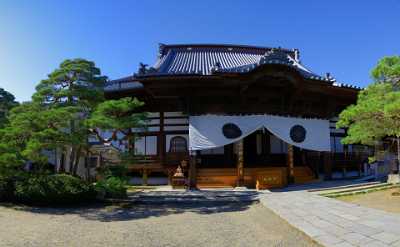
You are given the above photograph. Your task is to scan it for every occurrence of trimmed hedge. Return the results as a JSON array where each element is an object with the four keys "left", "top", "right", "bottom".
[{"left": 14, "top": 174, "right": 96, "bottom": 205}]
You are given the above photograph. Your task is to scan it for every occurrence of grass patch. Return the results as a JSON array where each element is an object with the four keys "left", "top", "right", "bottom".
[
  {"left": 126, "top": 185, "right": 158, "bottom": 192},
  {"left": 322, "top": 184, "right": 400, "bottom": 198}
]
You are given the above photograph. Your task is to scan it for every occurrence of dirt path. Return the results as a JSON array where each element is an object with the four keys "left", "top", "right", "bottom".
[
  {"left": 338, "top": 188, "right": 400, "bottom": 214},
  {"left": 0, "top": 202, "right": 319, "bottom": 247}
]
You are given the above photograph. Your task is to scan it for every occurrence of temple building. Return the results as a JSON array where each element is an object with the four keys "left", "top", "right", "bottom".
[{"left": 104, "top": 43, "right": 369, "bottom": 189}]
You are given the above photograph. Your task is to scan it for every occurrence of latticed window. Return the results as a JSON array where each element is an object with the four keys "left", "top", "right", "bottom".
[{"left": 169, "top": 136, "right": 187, "bottom": 153}]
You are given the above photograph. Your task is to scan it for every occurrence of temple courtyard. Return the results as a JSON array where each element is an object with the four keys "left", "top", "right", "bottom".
[
  {"left": 2, "top": 186, "right": 400, "bottom": 247},
  {"left": 0, "top": 195, "right": 318, "bottom": 247}
]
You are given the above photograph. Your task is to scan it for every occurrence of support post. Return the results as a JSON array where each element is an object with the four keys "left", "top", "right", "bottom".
[
  {"left": 287, "top": 144, "right": 294, "bottom": 183},
  {"left": 188, "top": 151, "right": 197, "bottom": 190},
  {"left": 236, "top": 139, "right": 244, "bottom": 187},
  {"left": 323, "top": 152, "right": 332, "bottom": 180},
  {"left": 142, "top": 169, "right": 148, "bottom": 186}
]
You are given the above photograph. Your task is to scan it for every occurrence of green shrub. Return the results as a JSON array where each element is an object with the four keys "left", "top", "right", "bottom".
[
  {"left": 15, "top": 174, "right": 96, "bottom": 205},
  {"left": 95, "top": 176, "right": 127, "bottom": 199},
  {"left": 97, "top": 165, "right": 128, "bottom": 180},
  {"left": 0, "top": 175, "right": 15, "bottom": 201}
]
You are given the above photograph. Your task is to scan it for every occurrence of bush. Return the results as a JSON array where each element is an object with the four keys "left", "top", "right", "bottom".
[
  {"left": 15, "top": 174, "right": 96, "bottom": 205},
  {"left": 0, "top": 175, "right": 15, "bottom": 201},
  {"left": 95, "top": 176, "right": 127, "bottom": 199},
  {"left": 0, "top": 171, "right": 26, "bottom": 202},
  {"left": 97, "top": 165, "right": 128, "bottom": 180}
]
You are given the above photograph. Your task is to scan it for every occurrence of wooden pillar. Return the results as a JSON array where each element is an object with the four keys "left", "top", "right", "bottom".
[
  {"left": 188, "top": 151, "right": 197, "bottom": 189},
  {"left": 236, "top": 139, "right": 244, "bottom": 187},
  {"left": 167, "top": 169, "right": 173, "bottom": 185},
  {"left": 287, "top": 144, "right": 294, "bottom": 183},
  {"left": 142, "top": 169, "right": 148, "bottom": 186},
  {"left": 323, "top": 152, "right": 332, "bottom": 180},
  {"left": 158, "top": 112, "right": 165, "bottom": 164}
]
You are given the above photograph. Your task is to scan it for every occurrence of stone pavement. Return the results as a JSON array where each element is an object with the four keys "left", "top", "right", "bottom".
[
  {"left": 126, "top": 188, "right": 260, "bottom": 203},
  {"left": 260, "top": 190, "right": 400, "bottom": 247}
]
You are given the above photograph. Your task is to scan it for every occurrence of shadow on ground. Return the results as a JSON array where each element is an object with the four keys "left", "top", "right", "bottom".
[{"left": 2, "top": 190, "right": 260, "bottom": 222}]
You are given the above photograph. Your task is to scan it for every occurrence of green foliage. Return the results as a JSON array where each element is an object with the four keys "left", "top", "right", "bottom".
[
  {"left": 27, "top": 59, "right": 108, "bottom": 173},
  {"left": 0, "top": 175, "right": 17, "bottom": 201},
  {"left": 14, "top": 174, "right": 96, "bottom": 205},
  {"left": 0, "top": 142, "right": 24, "bottom": 175},
  {"left": 32, "top": 58, "right": 106, "bottom": 108},
  {"left": 95, "top": 164, "right": 128, "bottom": 199},
  {"left": 337, "top": 83, "right": 392, "bottom": 145},
  {"left": 88, "top": 97, "right": 146, "bottom": 130},
  {"left": 371, "top": 56, "right": 400, "bottom": 84},
  {"left": 0, "top": 58, "right": 146, "bottom": 205},
  {"left": 88, "top": 98, "right": 147, "bottom": 160},
  {"left": 102, "top": 164, "right": 129, "bottom": 178},
  {"left": 0, "top": 88, "right": 18, "bottom": 128},
  {"left": 95, "top": 177, "right": 127, "bottom": 199},
  {"left": 0, "top": 102, "right": 73, "bottom": 165},
  {"left": 337, "top": 56, "right": 400, "bottom": 147}
]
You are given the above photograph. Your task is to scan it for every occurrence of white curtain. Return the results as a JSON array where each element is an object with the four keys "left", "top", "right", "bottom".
[{"left": 189, "top": 114, "right": 330, "bottom": 152}]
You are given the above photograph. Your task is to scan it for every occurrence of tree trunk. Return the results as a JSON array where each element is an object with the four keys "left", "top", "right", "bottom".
[
  {"left": 58, "top": 148, "right": 65, "bottom": 173},
  {"left": 68, "top": 146, "right": 75, "bottom": 174},
  {"left": 397, "top": 137, "right": 400, "bottom": 174},
  {"left": 85, "top": 155, "right": 90, "bottom": 182},
  {"left": 72, "top": 146, "right": 82, "bottom": 176},
  {"left": 68, "top": 118, "right": 76, "bottom": 174}
]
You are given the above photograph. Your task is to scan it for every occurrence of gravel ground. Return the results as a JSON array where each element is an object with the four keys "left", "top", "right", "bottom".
[{"left": 0, "top": 202, "right": 319, "bottom": 247}]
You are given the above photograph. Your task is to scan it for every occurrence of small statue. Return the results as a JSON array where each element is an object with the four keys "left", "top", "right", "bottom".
[
  {"left": 173, "top": 165, "right": 184, "bottom": 177},
  {"left": 180, "top": 160, "right": 188, "bottom": 168},
  {"left": 171, "top": 165, "right": 186, "bottom": 189}
]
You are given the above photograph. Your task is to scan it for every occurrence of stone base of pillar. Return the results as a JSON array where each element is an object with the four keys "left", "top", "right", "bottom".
[
  {"left": 387, "top": 174, "right": 400, "bottom": 184},
  {"left": 233, "top": 186, "right": 248, "bottom": 191}
]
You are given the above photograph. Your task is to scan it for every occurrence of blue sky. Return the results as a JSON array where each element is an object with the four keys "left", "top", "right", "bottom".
[{"left": 1, "top": 0, "right": 399, "bottom": 102}]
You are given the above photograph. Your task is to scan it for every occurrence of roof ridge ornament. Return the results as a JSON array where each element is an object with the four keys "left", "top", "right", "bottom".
[
  {"left": 158, "top": 43, "right": 166, "bottom": 57},
  {"left": 325, "top": 72, "right": 336, "bottom": 82},
  {"left": 259, "top": 48, "right": 293, "bottom": 66},
  {"left": 136, "top": 62, "right": 157, "bottom": 76},
  {"left": 210, "top": 61, "right": 222, "bottom": 73}
]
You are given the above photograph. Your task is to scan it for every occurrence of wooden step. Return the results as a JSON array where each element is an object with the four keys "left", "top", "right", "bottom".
[
  {"left": 294, "top": 176, "right": 316, "bottom": 184},
  {"left": 197, "top": 167, "right": 288, "bottom": 188},
  {"left": 293, "top": 166, "right": 315, "bottom": 184}
]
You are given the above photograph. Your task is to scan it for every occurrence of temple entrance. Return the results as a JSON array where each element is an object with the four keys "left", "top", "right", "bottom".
[
  {"left": 189, "top": 114, "right": 330, "bottom": 189},
  {"left": 196, "top": 129, "right": 318, "bottom": 188}
]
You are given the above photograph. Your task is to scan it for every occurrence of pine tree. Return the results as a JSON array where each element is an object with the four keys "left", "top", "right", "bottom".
[
  {"left": 0, "top": 59, "right": 146, "bottom": 177},
  {"left": 337, "top": 56, "right": 400, "bottom": 170},
  {"left": 0, "top": 88, "right": 18, "bottom": 128}
]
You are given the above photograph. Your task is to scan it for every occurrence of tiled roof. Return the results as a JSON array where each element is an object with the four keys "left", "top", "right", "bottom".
[
  {"left": 104, "top": 76, "right": 142, "bottom": 92},
  {"left": 135, "top": 44, "right": 332, "bottom": 82},
  {"left": 106, "top": 44, "right": 362, "bottom": 91}
]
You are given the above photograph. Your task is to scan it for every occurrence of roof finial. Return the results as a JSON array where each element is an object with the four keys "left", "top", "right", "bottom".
[
  {"left": 138, "top": 63, "right": 149, "bottom": 75},
  {"left": 326, "top": 72, "right": 336, "bottom": 82},
  {"left": 293, "top": 49, "right": 300, "bottom": 62},
  {"left": 158, "top": 43, "right": 166, "bottom": 56}
]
